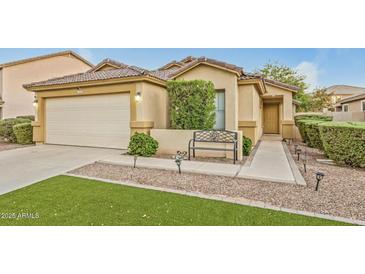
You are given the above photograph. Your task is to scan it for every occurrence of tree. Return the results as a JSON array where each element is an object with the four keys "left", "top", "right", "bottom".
[
  {"left": 258, "top": 62, "right": 312, "bottom": 112},
  {"left": 309, "top": 88, "right": 332, "bottom": 112}
]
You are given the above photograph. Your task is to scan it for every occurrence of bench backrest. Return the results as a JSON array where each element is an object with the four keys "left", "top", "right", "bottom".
[{"left": 193, "top": 130, "right": 237, "bottom": 143}]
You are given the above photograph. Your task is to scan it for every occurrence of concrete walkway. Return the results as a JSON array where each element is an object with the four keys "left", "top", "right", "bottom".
[
  {"left": 100, "top": 140, "right": 305, "bottom": 185},
  {"left": 0, "top": 145, "right": 121, "bottom": 195}
]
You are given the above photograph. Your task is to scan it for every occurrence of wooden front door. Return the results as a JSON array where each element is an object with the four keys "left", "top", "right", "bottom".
[{"left": 263, "top": 104, "right": 279, "bottom": 134}]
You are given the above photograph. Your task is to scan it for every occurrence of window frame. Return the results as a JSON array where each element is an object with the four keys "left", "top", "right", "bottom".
[
  {"left": 214, "top": 89, "right": 226, "bottom": 130},
  {"left": 361, "top": 100, "right": 365, "bottom": 112},
  {"left": 342, "top": 104, "right": 349, "bottom": 112}
]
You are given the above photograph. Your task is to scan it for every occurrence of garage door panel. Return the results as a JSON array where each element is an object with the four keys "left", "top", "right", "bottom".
[{"left": 45, "top": 94, "right": 130, "bottom": 149}]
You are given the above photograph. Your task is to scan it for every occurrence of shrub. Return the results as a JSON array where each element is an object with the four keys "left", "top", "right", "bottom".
[
  {"left": 294, "top": 114, "right": 332, "bottom": 126},
  {"left": 128, "top": 132, "right": 159, "bottom": 157},
  {"left": 319, "top": 122, "right": 365, "bottom": 167},
  {"left": 167, "top": 80, "right": 216, "bottom": 130},
  {"left": 242, "top": 136, "right": 252, "bottom": 156},
  {"left": 295, "top": 115, "right": 333, "bottom": 143},
  {"left": 0, "top": 118, "right": 32, "bottom": 142},
  {"left": 301, "top": 120, "right": 327, "bottom": 149},
  {"left": 13, "top": 123, "right": 33, "bottom": 144},
  {"left": 16, "top": 115, "right": 35, "bottom": 121}
]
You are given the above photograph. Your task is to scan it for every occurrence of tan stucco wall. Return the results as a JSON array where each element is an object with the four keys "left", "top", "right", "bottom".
[
  {"left": 136, "top": 82, "right": 169, "bottom": 129},
  {"left": 265, "top": 84, "right": 295, "bottom": 139},
  {"left": 265, "top": 84, "right": 293, "bottom": 120},
  {"left": 237, "top": 84, "right": 263, "bottom": 145},
  {"left": 1, "top": 55, "right": 92, "bottom": 119},
  {"left": 345, "top": 100, "right": 364, "bottom": 112},
  {"left": 151, "top": 129, "right": 242, "bottom": 160},
  {"left": 175, "top": 64, "right": 239, "bottom": 131}
]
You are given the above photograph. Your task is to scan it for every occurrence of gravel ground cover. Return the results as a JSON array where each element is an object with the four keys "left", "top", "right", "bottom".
[
  {"left": 70, "top": 143, "right": 365, "bottom": 221},
  {"left": 0, "top": 137, "right": 33, "bottom": 151}
]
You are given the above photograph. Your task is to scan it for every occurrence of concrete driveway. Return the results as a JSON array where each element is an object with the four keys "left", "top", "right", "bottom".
[{"left": 0, "top": 145, "right": 122, "bottom": 195}]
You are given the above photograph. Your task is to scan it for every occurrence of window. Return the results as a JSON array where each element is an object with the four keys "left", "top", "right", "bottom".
[
  {"left": 214, "top": 90, "right": 225, "bottom": 129},
  {"left": 342, "top": 104, "right": 349, "bottom": 112},
  {"left": 362, "top": 101, "right": 365, "bottom": 112}
]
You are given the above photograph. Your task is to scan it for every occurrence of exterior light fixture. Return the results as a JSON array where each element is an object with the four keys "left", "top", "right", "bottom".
[
  {"left": 133, "top": 155, "right": 138, "bottom": 168},
  {"left": 315, "top": 171, "right": 325, "bottom": 191},
  {"left": 135, "top": 91, "right": 142, "bottom": 102},
  {"left": 303, "top": 147, "right": 307, "bottom": 173},
  {"left": 33, "top": 98, "right": 38, "bottom": 108},
  {"left": 296, "top": 148, "right": 302, "bottom": 161},
  {"left": 174, "top": 151, "right": 187, "bottom": 174},
  {"left": 294, "top": 144, "right": 298, "bottom": 154}
]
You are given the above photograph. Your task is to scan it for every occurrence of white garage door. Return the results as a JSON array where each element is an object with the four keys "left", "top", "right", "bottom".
[{"left": 45, "top": 93, "right": 130, "bottom": 149}]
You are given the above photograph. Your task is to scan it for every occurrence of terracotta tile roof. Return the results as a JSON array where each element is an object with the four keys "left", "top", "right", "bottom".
[
  {"left": 24, "top": 55, "right": 298, "bottom": 92},
  {"left": 168, "top": 56, "right": 244, "bottom": 78},
  {"left": 337, "top": 93, "right": 365, "bottom": 104},
  {"left": 158, "top": 60, "right": 184, "bottom": 70},
  {"left": 24, "top": 67, "right": 144, "bottom": 88},
  {"left": 240, "top": 73, "right": 300, "bottom": 92},
  {"left": 88, "top": 58, "right": 128, "bottom": 72}
]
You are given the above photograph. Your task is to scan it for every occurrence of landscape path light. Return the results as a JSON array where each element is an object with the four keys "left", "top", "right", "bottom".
[
  {"left": 315, "top": 171, "right": 325, "bottom": 191},
  {"left": 174, "top": 151, "right": 187, "bottom": 174},
  {"left": 294, "top": 144, "right": 298, "bottom": 154},
  {"left": 133, "top": 155, "right": 138, "bottom": 168},
  {"left": 296, "top": 148, "right": 302, "bottom": 161}
]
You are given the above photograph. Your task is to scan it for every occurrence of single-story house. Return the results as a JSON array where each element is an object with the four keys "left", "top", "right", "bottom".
[
  {"left": 335, "top": 93, "right": 365, "bottom": 113},
  {"left": 24, "top": 56, "right": 299, "bottom": 151},
  {"left": 0, "top": 51, "right": 93, "bottom": 119}
]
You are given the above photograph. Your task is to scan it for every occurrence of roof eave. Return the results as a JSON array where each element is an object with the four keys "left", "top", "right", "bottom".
[{"left": 25, "top": 76, "right": 166, "bottom": 92}]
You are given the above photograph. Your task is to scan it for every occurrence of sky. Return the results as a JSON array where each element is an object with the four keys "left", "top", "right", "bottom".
[{"left": 1, "top": 48, "right": 365, "bottom": 91}]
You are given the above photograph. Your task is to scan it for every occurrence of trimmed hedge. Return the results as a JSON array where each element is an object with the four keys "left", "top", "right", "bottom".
[
  {"left": 298, "top": 119, "right": 327, "bottom": 149},
  {"left": 319, "top": 122, "right": 365, "bottom": 167},
  {"left": 13, "top": 123, "right": 33, "bottom": 144},
  {"left": 294, "top": 114, "right": 332, "bottom": 127},
  {"left": 16, "top": 115, "right": 35, "bottom": 121},
  {"left": 167, "top": 80, "right": 216, "bottom": 130},
  {"left": 0, "top": 118, "right": 32, "bottom": 142},
  {"left": 128, "top": 132, "right": 159, "bottom": 157},
  {"left": 296, "top": 115, "right": 333, "bottom": 144},
  {"left": 242, "top": 136, "right": 252, "bottom": 156}
]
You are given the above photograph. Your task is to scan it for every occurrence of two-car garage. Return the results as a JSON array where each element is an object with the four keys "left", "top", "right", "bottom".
[{"left": 45, "top": 93, "right": 131, "bottom": 149}]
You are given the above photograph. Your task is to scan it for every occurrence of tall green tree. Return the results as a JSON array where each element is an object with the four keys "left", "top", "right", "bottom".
[{"left": 258, "top": 62, "right": 312, "bottom": 112}]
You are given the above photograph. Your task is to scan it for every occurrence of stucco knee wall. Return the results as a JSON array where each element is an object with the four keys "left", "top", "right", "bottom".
[{"left": 150, "top": 129, "right": 242, "bottom": 160}]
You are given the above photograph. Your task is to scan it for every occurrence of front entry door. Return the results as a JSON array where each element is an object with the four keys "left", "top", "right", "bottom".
[{"left": 263, "top": 104, "right": 279, "bottom": 134}]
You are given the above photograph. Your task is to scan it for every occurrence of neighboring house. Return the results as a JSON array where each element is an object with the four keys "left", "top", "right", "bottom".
[
  {"left": 0, "top": 51, "right": 93, "bottom": 119},
  {"left": 325, "top": 85, "right": 365, "bottom": 108},
  {"left": 24, "top": 56, "right": 299, "bottom": 149},
  {"left": 335, "top": 93, "right": 365, "bottom": 113}
]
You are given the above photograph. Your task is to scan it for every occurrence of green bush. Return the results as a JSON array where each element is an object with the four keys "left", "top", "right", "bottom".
[
  {"left": 167, "top": 80, "right": 216, "bottom": 130},
  {"left": 294, "top": 114, "right": 333, "bottom": 142},
  {"left": 294, "top": 114, "right": 332, "bottom": 126},
  {"left": 319, "top": 122, "right": 365, "bottom": 167},
  {"left": 242, "top": 136, "right": 252, "bottom": 156},
  {"left": 301, "top": 120, "right": 327, "bottom": 149},
  {"left": 13, "top": 123, "right": 33, "bottom": 144},
  {"left": 128, "top": 132, "right": 159, "bottom": 157},
  {"left": 16, "top": 115, "right": 35, "bottom": 121},
  {"left": 0, "top": 118, "right": 32, "bottom": 142}
]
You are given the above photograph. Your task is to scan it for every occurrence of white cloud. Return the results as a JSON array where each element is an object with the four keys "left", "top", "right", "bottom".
[
  {"left": 295, "top": 61, "right": 321, "bottom": 91},
  {"left": 76, "top": 48, "right": 94, "bottom": 63}
]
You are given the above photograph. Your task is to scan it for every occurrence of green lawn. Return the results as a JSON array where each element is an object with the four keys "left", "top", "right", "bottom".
[{"left": 0, "top": 175, "right": 350, "bottom": 226}]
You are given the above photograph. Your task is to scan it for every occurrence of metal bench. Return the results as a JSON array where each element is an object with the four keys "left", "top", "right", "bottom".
[{"left": 188, "top": 130, "right": 238, "bottom": 164}]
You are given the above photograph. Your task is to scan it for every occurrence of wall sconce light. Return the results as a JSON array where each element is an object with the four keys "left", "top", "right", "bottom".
[
  {"left": 135, "top": 91, "right": 142, "bottom": 102},
  {"left": 33, "top": 98, "right": 38, "bottom": 108}
]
